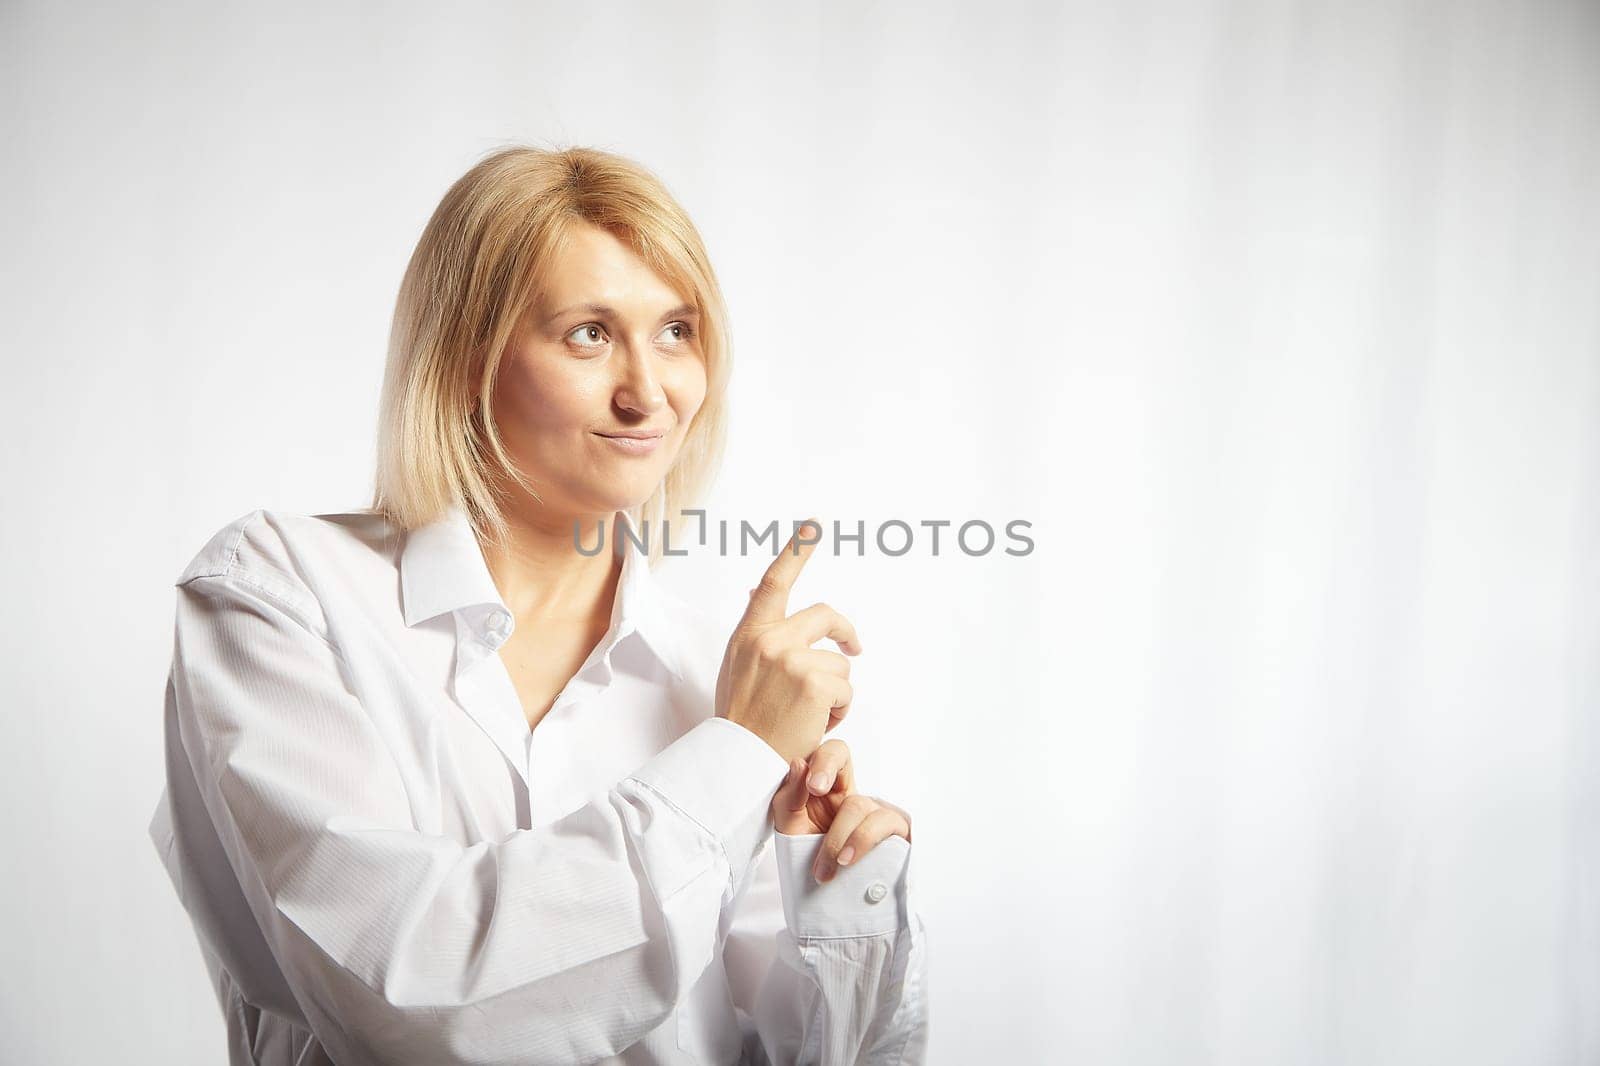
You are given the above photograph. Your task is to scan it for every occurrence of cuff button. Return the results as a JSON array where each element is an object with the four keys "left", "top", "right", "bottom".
[{"left": 865, "top": 881, "right": 888, "bottom": 903}]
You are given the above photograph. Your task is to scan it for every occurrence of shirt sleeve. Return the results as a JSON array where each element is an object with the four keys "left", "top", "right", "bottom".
[
  {"left": 167, "top": 569, "right": 791, "bottom": 1066},
  {"left": 721, "top": 828, "right": 930, "bottom": 1064}
]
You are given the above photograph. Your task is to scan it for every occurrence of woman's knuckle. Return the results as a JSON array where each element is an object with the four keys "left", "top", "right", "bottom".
[{"left": 841, "top": 793, "right": 876, "bottom": 816}]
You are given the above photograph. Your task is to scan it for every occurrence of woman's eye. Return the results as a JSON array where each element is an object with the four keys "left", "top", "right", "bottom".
[
  {"left": 566, "top": 322, "right": 693, "bottom": 349},
  {"left": 568, "top": 324, "right": 608, "bottom": 348}
]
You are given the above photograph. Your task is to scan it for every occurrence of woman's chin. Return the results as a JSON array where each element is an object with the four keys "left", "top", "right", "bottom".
[
  {"left": 525, "top": 468, "right": 665, "bottom": 525},
  {"left": 577, "top": 483, "right": 658, "bottom": 518}
]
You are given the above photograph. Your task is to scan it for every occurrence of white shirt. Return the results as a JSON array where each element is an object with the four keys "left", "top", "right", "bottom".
[{"left": 146, "top": 504, "right": 929, "bottom": 1065}]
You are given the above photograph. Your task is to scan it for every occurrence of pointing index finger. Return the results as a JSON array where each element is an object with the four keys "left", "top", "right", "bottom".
[{"left": 742, "top": 516, "right": 824, "bottom": 625}]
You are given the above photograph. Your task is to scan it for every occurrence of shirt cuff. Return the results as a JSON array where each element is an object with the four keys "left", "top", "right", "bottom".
[
  {"left": 627, "top": 717, "right": 790, "bottom": 889},
  {"left": 772, "top": 831, "right": 911, "bottom": 938}
]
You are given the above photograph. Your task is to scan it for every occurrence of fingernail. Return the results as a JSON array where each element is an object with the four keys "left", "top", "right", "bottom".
[
  {"left": 837, "top": 845, "right": 855, "bottom": 866},
  {"left": 808, "top": 773, "right": 827, "bottom": 793}
]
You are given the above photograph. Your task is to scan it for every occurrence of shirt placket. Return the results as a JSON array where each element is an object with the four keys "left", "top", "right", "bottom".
[
  {"left": 523, "top": 621, "right": 638, "bottom": 823},
  {"left": 448, "top": 608, "right": 538, "bottom": 793}
]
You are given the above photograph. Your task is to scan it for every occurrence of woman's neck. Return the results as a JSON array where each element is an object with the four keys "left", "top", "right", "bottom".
[{"left": 477, "top": 508, "right": 624, "bottom": 627}]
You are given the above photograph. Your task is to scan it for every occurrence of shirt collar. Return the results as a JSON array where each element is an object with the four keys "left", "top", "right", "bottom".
[{"left": 398, "top": 504, "right": 683, "bottom": 680}]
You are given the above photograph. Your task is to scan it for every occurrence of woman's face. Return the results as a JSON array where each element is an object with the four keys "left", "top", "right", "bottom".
[{"left": 489, "top": 220, "right": 708, "bottom": 523}]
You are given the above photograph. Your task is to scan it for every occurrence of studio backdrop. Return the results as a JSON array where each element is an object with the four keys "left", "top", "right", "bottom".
[{"left": 2, "top": 2, "right": 1597, "bottom": 1063}]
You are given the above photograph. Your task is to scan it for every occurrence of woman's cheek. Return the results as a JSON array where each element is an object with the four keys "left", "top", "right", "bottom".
[{"left": 671, "top": 362, "right": 709, "bottom": 414}]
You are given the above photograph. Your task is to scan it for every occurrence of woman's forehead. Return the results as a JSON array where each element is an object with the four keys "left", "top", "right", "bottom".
[{"left": 515, "top": 217, "right": 696, "bottom": 322}]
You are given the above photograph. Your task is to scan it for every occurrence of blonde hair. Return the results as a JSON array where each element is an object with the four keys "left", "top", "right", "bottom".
[{"left": 370, "top": 144, "right": 731, "bottom": 563}]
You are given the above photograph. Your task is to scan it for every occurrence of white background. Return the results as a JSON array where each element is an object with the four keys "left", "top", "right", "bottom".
[{"left": 3, "top": 2, "right": 1597, "bottom": 1063}]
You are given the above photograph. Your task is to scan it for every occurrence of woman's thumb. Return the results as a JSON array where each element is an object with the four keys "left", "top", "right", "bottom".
[{"left": 777, "top": 757, "right": 810, "bottom": 816}]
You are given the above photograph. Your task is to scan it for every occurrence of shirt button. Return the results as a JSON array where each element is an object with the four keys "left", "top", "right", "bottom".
[{"left": 865, "top": 881, "right": 888, "bottom": 904}]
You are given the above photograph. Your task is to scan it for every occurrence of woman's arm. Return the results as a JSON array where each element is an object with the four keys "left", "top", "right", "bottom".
[
  {"left": 722, "top": 830, "right": 930, "bottom": 1064},
  {"left": 168, "top": 569, "right": 790, "bottom": 1066}
]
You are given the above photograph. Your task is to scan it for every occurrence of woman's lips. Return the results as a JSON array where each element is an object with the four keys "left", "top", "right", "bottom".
[{"left": 594, "top": 431, "right": 664, "bottom": 455}]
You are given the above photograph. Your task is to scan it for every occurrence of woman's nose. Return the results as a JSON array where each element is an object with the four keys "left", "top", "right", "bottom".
[{"left": 613, "top": 344, "right": 667, "bottom": 416}]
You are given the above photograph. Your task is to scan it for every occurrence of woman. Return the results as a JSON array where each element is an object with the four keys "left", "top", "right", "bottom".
[{"left": 146, "top": 145, "right": 929, "bottom": 1065}]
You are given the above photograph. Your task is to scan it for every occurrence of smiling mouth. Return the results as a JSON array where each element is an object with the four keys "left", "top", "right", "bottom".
[{"left": 594, "top": 430, "right": 666, "bottom": 454}]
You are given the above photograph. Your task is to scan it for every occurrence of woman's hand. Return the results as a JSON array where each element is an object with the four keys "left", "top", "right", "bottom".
[
  {"left": 716, "top": 518, "right": 862, "bottom": 764},
  {"left": 771, "top": 737, "right": 913, "bottom": 883}
]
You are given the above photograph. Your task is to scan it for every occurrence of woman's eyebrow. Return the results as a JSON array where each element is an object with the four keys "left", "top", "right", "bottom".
[{"left": 545, "top": 302, "right": 699, "bottom": 322}]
